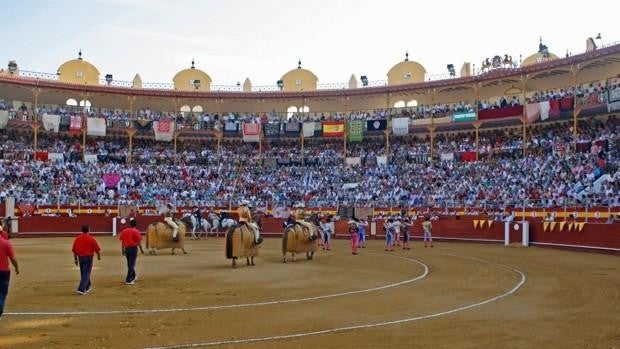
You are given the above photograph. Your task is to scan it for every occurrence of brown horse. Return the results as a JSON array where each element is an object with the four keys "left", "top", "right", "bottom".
[
  {"left": 146, "top": 221, "right": 187, "bottom": 255},
  {"left": 281, "top": 213, "right": 319, "bottom": 263}
]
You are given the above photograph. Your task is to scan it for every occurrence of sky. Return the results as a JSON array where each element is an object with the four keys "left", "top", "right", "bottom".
[{"left": 2, "top": 0, "right": 619, "bottom": 87}]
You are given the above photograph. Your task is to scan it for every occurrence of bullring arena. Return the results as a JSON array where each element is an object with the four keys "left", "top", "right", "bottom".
[
  {"left": 1, "top": 6, "right": 620, "bottom": 347},
  {"left": 1, "top": 235, "right": 619, "bottom": 348}
]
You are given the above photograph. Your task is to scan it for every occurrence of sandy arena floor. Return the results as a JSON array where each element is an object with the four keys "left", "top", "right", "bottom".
[{"left": 0, "top": 236, "right": 618, "bottom": 349}]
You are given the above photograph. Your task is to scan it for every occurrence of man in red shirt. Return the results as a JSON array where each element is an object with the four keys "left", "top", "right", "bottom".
[
  {"left": 72, "top": 225, "right": 101, "bottom": 295},
  {"left": 0, "top": 221, "right": 8, "bottom": 240},
  {"left": 119, "top": 219, "right": 143, "bottom": 285},
  {"left": 0, "top": 234, "right": 19, "bottom": 318}
]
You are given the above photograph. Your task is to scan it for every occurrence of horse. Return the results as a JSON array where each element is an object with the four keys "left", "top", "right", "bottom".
[
  {"left": 181, "top": 213, "right": 211, "bottom": 239},
  {"left": 225, "top": 215, "right": 262, "bottom": 268},
  {"left": 207, "top": 212, "right": 221, "bottom": 236},
  {"left": 146, "top": 221, "right": 187, "bottom": 255},
  {"left": 221, "top": 217, "right": 237, "bottom": 230},
  {"left": 281, "top": 213, "right": 320, "bottom": 263}
]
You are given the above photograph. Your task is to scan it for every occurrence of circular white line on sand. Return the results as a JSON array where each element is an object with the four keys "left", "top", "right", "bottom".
[
  {"left": 143, "top": 253, "right": 526, "bottom": 349},
  {"left": 6, "top": 254, "right": 428, "bottom": 316}
]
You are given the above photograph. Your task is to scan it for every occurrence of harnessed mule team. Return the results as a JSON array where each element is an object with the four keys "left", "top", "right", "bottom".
[{"left": 145, "top": 201, "right": 323, "bottom": 268}]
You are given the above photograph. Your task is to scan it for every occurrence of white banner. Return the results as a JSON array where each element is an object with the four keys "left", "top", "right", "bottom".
[
  {"left": 376, "top": 155, "right": 387, "bottom": 166},
  {"left": 42, "top": 113, "right": 60, "bottom": 132},
  {"left": 392, "top": 117, "right": 409, "bottom": 136},
  {"left": 539, "top": 101, "right": 550, "bottom": 121},
  {"left": 440, "top": 152, "right": 454, "bottom": 161},
  {"left": 48, "top": 153, "right": 65, "bottom": 162},
  {"left": 0, "top": 110, "right": 8, "bottom": 129},
  {"left": 302, "top": 122, "right": 315, "bottom": 138},
  {"left": 84, "top": 154, "right": 98, "bottom": 163},
  {"left": 87, "top": 117, "right": 107, "bottom": 136},
  {"left": 345, "top": 157, "right": 361, "bottom": 166}
]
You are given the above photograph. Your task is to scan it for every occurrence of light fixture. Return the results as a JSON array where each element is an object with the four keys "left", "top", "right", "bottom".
[
  {"left": 360, "top": 75, "right": 368, "bottom": 87},
  {"left": 7, "top": 61, "right": 17, "bottom": 74},
  {"left": 105, "top": 74, "right": 113, "bottom": 85},
  {"left": 193, "top": 79, "right": 201, "bottom": 90},
  {"left": 277, "top": 80, "right": 284, "bottom": 90},
  {"left": 447, "top": 64, "right": 455, "bottom": 77}
]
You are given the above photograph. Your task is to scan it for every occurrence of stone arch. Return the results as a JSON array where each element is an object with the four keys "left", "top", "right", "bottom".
[
  {"left": 393, "top": 100, "right": 406, "bottom": 108},
  {"left": 180, "top": 105, "right": 191, "bottom": 113},
  {"left": 66, "top": 98, "right": 78, "bottom": 107},
  {"left": 79, "top": 99, "right": 92, "bottom": 111},
  {"left": 287, "top": 106, "right": 298, "bottom": 119},
  {"left": 406, "top": 99, "right": 418, "bottom": 107},
  {"left": 192, "top": 105, "right": 204, "bottom": 113}
]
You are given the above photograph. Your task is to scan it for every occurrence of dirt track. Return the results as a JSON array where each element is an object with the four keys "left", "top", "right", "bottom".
[{"left": 0, "top": 237, "right": 618, "bottom": 349}]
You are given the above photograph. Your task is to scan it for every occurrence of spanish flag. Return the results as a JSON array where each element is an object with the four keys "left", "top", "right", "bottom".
[{"left": 322, "top": 121, "right": 345, "bottom": 137}]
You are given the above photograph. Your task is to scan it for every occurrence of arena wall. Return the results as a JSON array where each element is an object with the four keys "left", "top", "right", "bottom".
[{"left": 10, "top": 214, "right": 620, "bottom": 253}]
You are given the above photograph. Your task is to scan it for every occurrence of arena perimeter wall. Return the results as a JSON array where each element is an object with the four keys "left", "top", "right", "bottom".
[{"left": 10, "top": 215, "right": 620, "bottom": 254}]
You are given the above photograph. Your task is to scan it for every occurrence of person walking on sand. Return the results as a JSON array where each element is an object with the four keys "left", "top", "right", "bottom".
[{"left": 72, "top": 225, "right": 101, "bottom": 295}]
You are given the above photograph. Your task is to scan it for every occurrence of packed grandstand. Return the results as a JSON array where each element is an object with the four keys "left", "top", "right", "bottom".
[{"left": 0, "top": 40, "right": 619, "bottom": 214}]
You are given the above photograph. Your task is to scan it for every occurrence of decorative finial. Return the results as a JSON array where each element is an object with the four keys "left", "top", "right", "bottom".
[
  {"left": 78, "top": 49, "right": 82, "bottom": 60},
  {"left": 405, "top": 51, "right": 409, "bottom": 62},
  {"left": 298, "top": 59, "right": 301, "bottom": 69},
  {"left": 191, "top": 58, "right": 195, "bottom": 69}
]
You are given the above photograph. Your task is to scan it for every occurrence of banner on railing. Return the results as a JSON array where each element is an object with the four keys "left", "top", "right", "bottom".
[
  {"left": 133, "top": 119, "right": 153, "bottom": 133},
  {"left": 525, "top": 103, "right": 539, "bottom": 123},
  {"left": 84, "top": 154, "right": 98, "bottom": 163},
  {"left": 242, "top": 122, "right": 261, "bottom": 142},
  {"left": 347, "top": 120, "right": 364, "bottom": 142},
  {"left": 87, "top": 117, "right": 107, "bottom": 136},
  {"left": 345, "top": 157, "right": 361, "bottom": 166},
  {"left": 285, "top": 122, "right": 300, "bottom": 135},
  {"left": 0, "top": 110, "right": 8, "bottom": 129},
  {"left": 461, "top": 151, "right": 476, "bottom": 162},
  {"left": 224, "top": 121, "right": 238, "bottom": 133},
  {"left": 263, "top": 123, "right": 280, "bottom": 138},
  {"left": 59, "top": 115, "right": 70, "bottom": 132},
  {"left": 377, "top": 155, "right": 387, "bottom": 166},
  {"left": 70, "top": 116, "right": 82, "bottom": 133},
  {"left": 366, "top": 119, "right": 387, "bottom": 131},
  {"left": 608, "top": 88, "right": 620, "bottom": 112},
  {"left": 392, "top": 117, "right": 409, "bottom": 135},
  {"left": 35, "top": 151, "right": 48, "bottom": 161},
  {"left": 322, "top": 121, "right": 344, "bottom": 137},
  {"left": 102, "top": 173, "right": 121, "bottom": 188},
  {"left": 452, "top": 112, "right": 476, "bottom": 122},
  {"left": 42, "top": 113, "right": 60, "bottom": 132},
  {"left": 154, "top": 120, "right": 174, "bottom": 141},
  {"left": 440, "top": 153, "right": 454, "bottom": 161},
  {"left": 302, "top": 122, "right": 315, "bottom": 138},
  {"left": 526, "top": 101, "right": 552, "bottom": 124},
  {"left": 549, "top": 99, "right": 561, "bottom": 117},
  {"left": 49, "top": 153, "right": 64, "bottom": 162}
]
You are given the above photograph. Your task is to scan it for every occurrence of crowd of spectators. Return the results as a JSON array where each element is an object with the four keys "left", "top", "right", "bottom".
[
  {"left": 0, "top": 114, "right": 617, "bottom": 210},
  {"left": 1, "top": 80, "right": 618, "bottom": 210}
]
